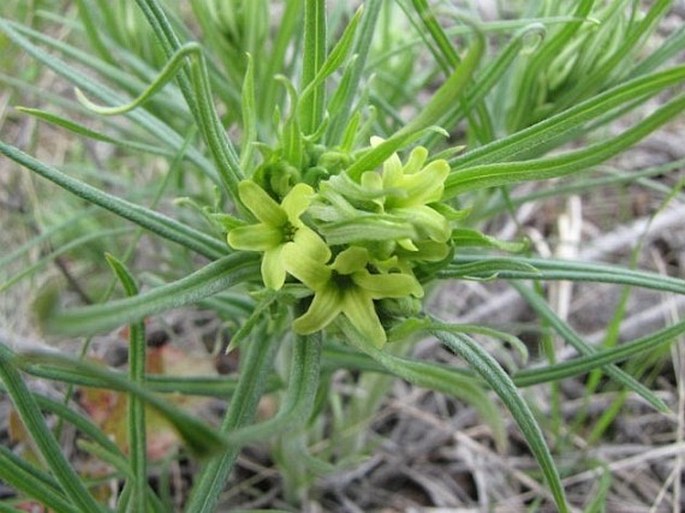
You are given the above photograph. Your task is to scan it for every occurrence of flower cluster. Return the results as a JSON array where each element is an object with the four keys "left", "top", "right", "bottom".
[{"left": 226, "top": 140, "right": 453, "bottom": 347}]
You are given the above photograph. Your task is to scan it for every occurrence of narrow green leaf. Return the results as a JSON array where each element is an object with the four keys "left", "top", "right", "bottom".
[
  {"left": 408, "top": 0, "right": 460, "bottom": 69},
  {"left": 326, "top": 0, "right": 382, "bottom": 143},
  {"left": 445, "top": 92, "right": 685, "bottom": 197},
  {"left": 0, "top": 18, "right": 219, "bottom": 183},
  {"left": 225, "top": 292, "right": 279, "bottom": 354},
  {"left": 451, "top": 65, "right": 685, "bottom": 169},
  {"left": 0, "top": 140, "right": 226, "bottom": 259},
  {"left": 15, "top": 107, "right": 173, "bottom": 156},
  {"left": 240, "top": 52, "right": 256, "bottom": 170},
  {"left": 583, "top": 465, "right": 612, "bottom": 513},
  {"left": 299, "top": 5, "right": 363, "bottom": 114},
  {"left": 258, "top": 0, "right": 300, "bottom": 123},
  {"left": 104, "top": 255, "right": 147, "bottom": 513},
  {"left": 513, "top": 319, "right": 685, "bottom": 388},
  {"left": 452, "top": 228, "right": 528, "bottom": 252},
  {"left": 76, "top": 440, "right": 132, "bottom": 482},
  {"left": 0, "top": 227, "right": 132, "bottom": 293},
  {"left": 434, "top": 330, "right": 569, "bottom": 513},
  {"left": 507, "top": 0, "right": 595, "bottom": 131},
  {"left": 14, "top": 351, "right": 226, "bottom": 459},
  {"left": 0, "top": 445, "right": 79, "bottom": 513},
  {"left": 558, "top": 0, "right": 672, "bottom": 109},
  {"left": 19, "top": 361, "right": 277, "bottom": 398},
  {"left": 339, "top": 318, "right": 507, "bottom": 452},
  {"left": 278, "top": 75, "right": 304, "bottom": 168},
  {"left": 629, "top": 23, "right": 685, "bottom": 78},
  {"left": 0, "top": 344, "right": 108, "bottom": 513},
  {"left": 226, "top": 334, "right": 322, "bottom": 445},
  {"left": 421, "top": 23, "right": 547, "bottom": 150},
  {"left": 74, "top": 0, "right": 116, "bottom": 65},
  {"left": 184, "top": 322, "right": 281, "bottom": 513},
  {"left": 300, "top": 0, "right": 327, "bottom": 134},
  {"left": 73, "top": 42, "right": 203, "bottom": 115},
  {"left": 513, "top": 282, "right": 668, "bottom": 411},
  {"left": 398, "top": 31, "right": 485, "bottom": 137},
  {"left": 0, "top": 381, "right": 122, "bottom": 458},
  {"left": 444, "top": 255, "right": 685, "bottom": 295},
  {"left": 42, "top": 253, "right": 258, "bottom": 336},
  {"left": 440, "top": 258, "right": 540, "bottom": 281},
  {"left": 133, "top": 0, "right": 244, "bottom": 203}
]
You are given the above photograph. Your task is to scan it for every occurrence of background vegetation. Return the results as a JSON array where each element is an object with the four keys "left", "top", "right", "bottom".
[{"left": 1, "top": 1, "right": 685, "bottom": 512}]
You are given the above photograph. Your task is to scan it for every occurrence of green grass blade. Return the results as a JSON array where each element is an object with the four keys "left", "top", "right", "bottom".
[
  {"left": 451, "top": 65, "right": 685, "bottom": 169},
  {"left": 227, "top": 334, "right": 321, "bottom": 445},
  {"left": 14, "top": 351, "right": 227, "bottom": 459},
  {"left": 184, "top": 322, "right": 281, "bottom": 513},
  {"left": 0, "top": 445, "right": 79, "bottom": 513},
  {"left": 300, "top": 0, "right": 326, "bottom": 134},
  {"left": 132, "top": 0, "right": 244, "bottom": 203},
  {"left": 0, "top": 18, "right": 218, "bottom": 183},
  {"left": 0, "top": 344, "right": 109, "bottom": 513},
  {"left": 0, "top": 140, "right": 226, "bottom": 259},
  {"left": 443, "top": 255, "right": 685, "bottom": 295},
  {"left": 434, "top": 330, "right": 569, "bottom": 513},
  {"left": 0, "top": 228, "right": 132, "bottom": 293},
  {"left": 512, "top": 282, "right": 668, "bottom": 411},
  {"left": 513, "top": 320, "right": 685, "bottom": 387},
  {"left": 104, "top": 255, "right": 147, "bottom": 513},
  {"left": 41, "top": 253, "right": 258, "bottom": 336},
  {"left": 15, "top": 107, "right": 174, "bottom": 156},
  {"left": 326, "top": 0, "right": 382, "bottom": 144},
  {"left": 445, "top": 92, "right": 685, "bottom": 197},
  {"left": 339, "top": 318, "right": 507, "bottom": 452}
]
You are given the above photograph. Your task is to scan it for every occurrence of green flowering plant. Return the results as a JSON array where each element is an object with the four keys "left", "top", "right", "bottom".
[
  {"left": 1, "top": 1, "right": 685, "bottom": 513},
  {"left": 226, "top": 137, "right": 451, "bottom": 347}
]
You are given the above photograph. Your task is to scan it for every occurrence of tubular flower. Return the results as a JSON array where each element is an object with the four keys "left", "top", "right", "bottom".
[
  {"left": 227, "top": 180, "right": 330, "bottom": 289},
  {"left": 372, "top": 136, "right": 451, "bottom": 246},
  {"left": 311, "top": 138, "right": 452, "bottom": 254},
  {"left": 282, "top": 245, "right": 424, "bottom": 348}
]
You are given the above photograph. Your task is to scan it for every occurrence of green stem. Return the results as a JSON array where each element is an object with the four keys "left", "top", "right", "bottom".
[{"left": 183, "top": 323, "right": 281, "bottom": 513}]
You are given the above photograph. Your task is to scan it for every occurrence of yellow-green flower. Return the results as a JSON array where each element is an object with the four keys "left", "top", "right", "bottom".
[
  {"left": 316, "top": 138, "right": 451, "bottom": 251},
  {"left": 227, "top": 181, "right": 330, "bottom": 289},
  {"left": 369, "top": 137, "right": 451, "bottom": 246},
  {"left": 282, "top": 245, "right": 424, "bottom": 347}
]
